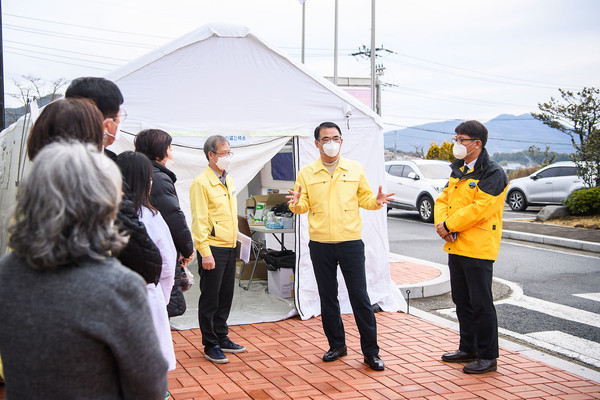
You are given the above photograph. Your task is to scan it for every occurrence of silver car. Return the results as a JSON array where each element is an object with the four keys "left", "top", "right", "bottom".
[
  {"left": 385, "top": 159, "right": 451, "bottom": 223},
  {"left": 506, "top": 161, "right": 587, "bottom": 211}
]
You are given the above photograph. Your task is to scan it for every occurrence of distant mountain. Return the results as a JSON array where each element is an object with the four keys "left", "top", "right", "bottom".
[{"left": 384, "top": 114, "right": 574, "bottom": 156}]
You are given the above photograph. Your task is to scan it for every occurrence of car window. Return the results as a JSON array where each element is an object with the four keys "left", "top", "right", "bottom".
[
  {"left": 536, "top": 167, "right": 561, "bottom": 178},
  {"left": 402, "top": 166, "right": 416, "bottom": 178},
  {"left": 558, "top": 167, "right": 578, "bottom": 177},
  {"left": 388, "top": 165, "right": 404, "bottom": 177},
  {"left": 419, "top": 164, "right": 452, "bottom": 179}
]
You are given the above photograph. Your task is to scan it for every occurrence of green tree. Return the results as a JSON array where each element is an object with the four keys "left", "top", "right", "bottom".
[
  {"left": 527, "top": 145, "right": 556, "bottom": 168},
  {"left": 439, "top": 141, "right": 456, "bottom": 163},
  {"left": 425, "top": 141, "right": 441, "bottom": 160},
  {"left": 532, "top": 87, "right": 600, "bottom": 187}
]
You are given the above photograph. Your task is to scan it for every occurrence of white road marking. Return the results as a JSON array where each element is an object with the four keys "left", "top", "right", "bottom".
[
  {"left": 573, "top": 293, "right": 600, "bottom": 303},
  {"left": 527, "top": 331, "right": 600, "bottom": 367},
  {"left": 504, "top": 295, "right": 600, "bottom": 329}
]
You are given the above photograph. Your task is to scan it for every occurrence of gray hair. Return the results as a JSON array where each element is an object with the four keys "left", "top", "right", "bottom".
[
  {"left": 203, "top": 135, "right": 229, "bottom": 160},
  {"left": 8, "top": 141, "right": 127, "bottom": 270}
]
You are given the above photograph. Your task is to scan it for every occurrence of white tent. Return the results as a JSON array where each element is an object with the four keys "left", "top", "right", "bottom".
[{"left": 1, "top": 24, "right": 406, "bottom": 319}]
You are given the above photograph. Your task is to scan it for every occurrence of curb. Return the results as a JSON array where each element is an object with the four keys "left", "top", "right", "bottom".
[
  {"left": 409, "top": 306, "right": 600, "bottom": 384},
  {"left": 390, "top": 253, "right": 450, "bottom": 299},
  {"left": 502, "top": 230, "right": 600, "bottom": 253}
]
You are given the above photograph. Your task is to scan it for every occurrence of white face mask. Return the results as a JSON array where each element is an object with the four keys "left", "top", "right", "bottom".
[
  {"left": 322, "top": 140, "right": 341, "bottom": 158},
  {"left": 453, "top": 141, "right": 476, "bottom": 160},
  {"left": 215, "top": 155, "right": 231, "bottom": 171}
]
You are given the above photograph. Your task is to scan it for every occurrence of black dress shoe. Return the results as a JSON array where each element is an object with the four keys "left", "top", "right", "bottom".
[
  {"left": 364, "top": 355, "right": 385, "bottom": 371},
  {"left": 323, "top": 346, "right": 347, "bottom": 362},
  {"left": 463, "top": 359, "right": 497, "bottom": 374},
  {"left": 441, "top": 350, "right": 478, "bottom": 363}
]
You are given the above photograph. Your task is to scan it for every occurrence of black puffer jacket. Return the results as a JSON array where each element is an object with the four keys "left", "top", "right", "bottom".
[
  {"left": 150, "top": 161, "right": 194, "bottom": 317},
  {"left": 115, "top": 185, "right": 163, "bottom": 285}
]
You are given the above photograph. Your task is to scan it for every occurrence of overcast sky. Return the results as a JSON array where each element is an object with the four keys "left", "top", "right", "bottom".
[{"left": 4, "top": 0, "right": 600, "bottom": 128}]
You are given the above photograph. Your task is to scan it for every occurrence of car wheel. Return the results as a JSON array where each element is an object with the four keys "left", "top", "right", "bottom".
[
  {"left": 508, "top": 189, "right": 527, "bottom": 211},
  {"left": 418, "top": 196, "right": 434, "bottom": 223}
]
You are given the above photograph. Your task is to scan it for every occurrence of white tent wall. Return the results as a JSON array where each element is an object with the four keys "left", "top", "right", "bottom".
[
  {"left": 294, "top": 128, "right": 406, "bottom": 320},
  {"left": 0, "top": 23, "right": 407, "bottom": 320},
  {"left": 0, "top": 113, "right": 37, "bottom": 254}
]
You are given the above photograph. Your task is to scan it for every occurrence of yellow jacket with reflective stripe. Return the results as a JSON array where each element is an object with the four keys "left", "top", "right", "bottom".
[
  {"left": 189, "top": 167, "right": 238, "bottom": 257},
  {"left": 434, "top": 149, "right": 508, "bottom": 261},
  {"left": 289, "top": 157, "right": 381, "bottom": 242}
]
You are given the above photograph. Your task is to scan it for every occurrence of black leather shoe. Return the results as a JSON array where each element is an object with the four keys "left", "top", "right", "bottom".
[
  {"left": 463, "top": 359, "right": 497, "bottom": 374},
  {"left": 323, "top": 346, "right": 347, "bottom": 362},
  {"left": 441, "top": 350, "right": 478, "bottom": 363},
  {"left": 364, "top": 355, "right": 385, "bottom": 371}
]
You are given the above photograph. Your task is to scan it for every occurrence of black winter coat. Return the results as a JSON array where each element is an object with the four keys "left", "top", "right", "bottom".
[
  {"left": 115, "top": 186, "right": 163, "bottom": 285},
  {"left": 150, "top": 161, "right": 194, "bottom": 317}
]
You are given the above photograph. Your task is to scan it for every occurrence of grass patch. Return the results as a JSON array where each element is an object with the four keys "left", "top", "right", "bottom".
[{"left": 536, "top": 214, "right": 600, "bottom": 229}]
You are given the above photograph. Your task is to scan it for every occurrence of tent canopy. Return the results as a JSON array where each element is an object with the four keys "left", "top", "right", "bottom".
[{"left": 1, "top": 24, "right": 406, "bottom": 319}]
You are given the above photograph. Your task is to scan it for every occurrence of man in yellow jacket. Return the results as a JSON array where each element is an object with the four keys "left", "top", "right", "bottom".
[
  {"left": 434, "top": 120, "right": 508, "bottom": 374},
  {"left": 287, "top": 122, "right": 394, "bottom": 371},
  {"left": 190, "top": 135, "right": 245, "bottom": 364}
]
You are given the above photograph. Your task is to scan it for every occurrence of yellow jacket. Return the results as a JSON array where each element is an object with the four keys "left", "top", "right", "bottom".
[
  {"left": 434, "top": 149, "right": 508, "bottom": 261},
  {"left": 190, "top": 167, "right": 238, "bottom": 257},
  {"left": 289, "top": 157, "right": 381, "bottom": 242}
]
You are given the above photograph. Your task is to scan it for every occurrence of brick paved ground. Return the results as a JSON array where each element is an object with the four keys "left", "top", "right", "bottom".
[
  {"left": 165, "top": 312, "right": 600, "bottom": 399},
  {"left": 390, "top": 261, "right": 441, "bottom": 285},
  {"left": 2, "top": 311, "right": 599, "bottom": 399}
]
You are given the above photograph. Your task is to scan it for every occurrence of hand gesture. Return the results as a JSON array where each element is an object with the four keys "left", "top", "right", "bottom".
[
  {"left": 286, "top": 185, "right": 302, "bottom": 206},
  {"left": 376, "top": 185, "right": 395, "bottom": 206}
]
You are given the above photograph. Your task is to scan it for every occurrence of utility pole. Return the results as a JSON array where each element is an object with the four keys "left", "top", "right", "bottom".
[
  {"left": 370, "top": 0, "right": 376, "bottom": 111},
  {"left": 333, "top": 0, "right": 338, "bottom": 84},
  {"left": 0, "top": 1, "right": 5, "bottom": 130},
  {"left": 301, "top": 0, "right": 306, "bottom": 64},
  {"left": 375, "top": 63, "right": 384, "bottom": 115}
]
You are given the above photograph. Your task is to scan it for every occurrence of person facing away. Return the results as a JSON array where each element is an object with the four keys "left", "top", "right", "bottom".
[
  {"left": 0, "top": 141, "right": 168, "bottom": 400},
  {"left": 286, "top": 121, "right": 394, "bottom": 371},
  {"left": 116, "top": 151, "right": 178, "bottom": 374},
  {"left": 135, "top": 129, "right": 195, "bottom": 320},
  {"left": 63, "top": 76, "right": 163, "bottom": 286},
  {"left": 434, "top": 120, "right": 508, "bottom": 375},
  {"left": 189, "top": 135, "right": 246, "bottom": 364}
]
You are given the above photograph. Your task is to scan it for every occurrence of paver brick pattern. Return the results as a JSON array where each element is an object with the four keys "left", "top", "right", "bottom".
[
  {"left": 166, "top": 312, "right": 600, "bottom": 399},
  {"left": 1, "top": 312, "right": 599, "bottom": 399},
  {"left": 390, "top": 262, "right": 440, "bottom": 285}
]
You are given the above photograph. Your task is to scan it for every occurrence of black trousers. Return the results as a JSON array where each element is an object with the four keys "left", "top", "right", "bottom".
[
  {"left": 308, "top": 240, "right": 379, "bottom": 356},
  {"left": 197, "top": 246, "right": 236, "bottom": 348},
  {"left": 448, "top": 253, "right": 499, "bottom": 359}
]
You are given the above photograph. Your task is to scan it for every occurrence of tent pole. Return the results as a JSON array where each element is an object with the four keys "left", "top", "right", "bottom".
[
  {"left": 333, "top": 0, "right": 338, "bottom": 85},
  {"left": 370, "top": 0, "right": 376, "bottom": 111}
]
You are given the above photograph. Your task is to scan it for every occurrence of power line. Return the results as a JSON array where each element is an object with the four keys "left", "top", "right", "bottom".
[
  {"left": 4, "top": 13, "right": 173, "bottom": 40},
  {"left": 5, "top": 46, "right": 123, "bottom": 67},
  {"left": 5, "top": 40, "right": 130, "bottom": 62},
  {"left": 387, "top": 51, "right": 579, "bottom": 90},
  {"left": 4, "top": 24, "right": 156, "bottom": 49},
  {"left": 5, "top": 50, "right": 111, "bottom": 71},
  {"left": 383, "top": 85, "right": 532, "bottom": 108},
  {"left": 383, "top": 122, "right": 573, "bottom": 146}
]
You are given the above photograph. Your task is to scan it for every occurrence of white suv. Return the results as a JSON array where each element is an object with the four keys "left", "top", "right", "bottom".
[
  {"left": 506, "top": 161, "right": 587, "bottom": 211},
  {"left": 385, "top": 159, "right": 451, "bottom": 223}
]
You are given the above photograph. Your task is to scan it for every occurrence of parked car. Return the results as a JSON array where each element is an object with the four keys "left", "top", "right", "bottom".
[
  {"left": 505, "top": 161, "right": 587, "bottom": 211},
  {"left": 385, "top": 159, "right": 451, "bottom": 223}
]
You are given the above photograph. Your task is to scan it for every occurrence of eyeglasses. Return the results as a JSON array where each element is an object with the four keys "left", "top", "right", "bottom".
[
  {"left": 111, "top": 109, "right": 127, "bottom": 124},
  {"left": 215, "top": 152, "right": 234, "bottom": 158},
  {"left": 319, "top": 136, "right": 342, "bottom": 144},
  {"left": 452, "top": 136, "right": 477, "bottom": 145}
]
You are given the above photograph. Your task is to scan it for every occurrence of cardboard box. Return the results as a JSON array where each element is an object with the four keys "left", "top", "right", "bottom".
[
  {"left": 236, "top": 259, "right": 267, "bottom": 281},
  {"left": 268, "top": 268, "right": 295, "bottom": 298},
  {"left": 246, "top": 193, "right": 289, "bottom": 221}
]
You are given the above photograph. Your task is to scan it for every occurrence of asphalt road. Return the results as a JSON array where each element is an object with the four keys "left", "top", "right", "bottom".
[{"left": 387, "top": 207, "right": 600, "bottom": 369}]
